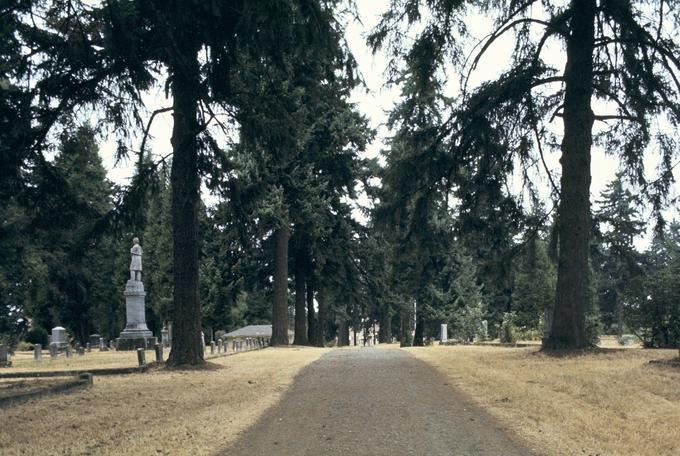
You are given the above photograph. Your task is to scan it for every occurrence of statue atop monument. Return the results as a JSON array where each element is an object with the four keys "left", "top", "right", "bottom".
[{"left": 129, "top": 237, "right": 142, "bottom": 281}]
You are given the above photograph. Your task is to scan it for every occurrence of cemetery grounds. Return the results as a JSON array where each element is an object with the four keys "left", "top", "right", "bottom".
[{"left": 0, "top": 343, "right": 679, "bottom": 455}]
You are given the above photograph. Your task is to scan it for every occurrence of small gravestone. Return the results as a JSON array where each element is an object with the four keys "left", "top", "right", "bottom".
[
  {"left": 34, "top": 344, "right": 42, "bottom": 362},
  {"left": 136, "top": 348, "right": 145, "bottom": 366},
  {"left": 65, "top": 345, "right": 73, "bottom": 358},
  {"left": 154, "top": 343, "right": 163, "bottom": 363},
  {"left": 232, "top": 340, "right": 236, "bottom": 351},
  {"left": 109, "top": 340, "right": 115, "bottom": 350},
  {"left": 480, "top": 320, "right": 488, "bottom": 341},
  {"left": 99, "top": 337, "right": 106, "bottom": 351},
  {"left": 210, "top": 341, "right": 215, "bottom": 355},
  {"left": 0, "top": 344, "right": 9, "bottom": 367},
  {"left": 49, "top": 344, "right": 58, "bottom": 359},
  {"left": 86, "top": 342, "right": 91, "bottom": 352},
  {"left": 217, "top": 339, "right": 223, "bottom": 354},
  {"left": 440, "top": 323, "right": 448, "bottom": 344},
  {"left": 77, "top": 347, "right": 85, "bottom": 356}
]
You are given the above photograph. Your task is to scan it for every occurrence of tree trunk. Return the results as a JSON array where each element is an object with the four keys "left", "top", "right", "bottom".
[
  {"left": 399, "top": 306, "right": 413, "bottom": 347},
  {"left": 379, "top": 312, "right": 392, "bottom": 343},
  {"left": 545, "top": 0, "right": 596, "bottom": 350},
  {"left": 316, "top": 286, "right": 326, "bottom": 347},
  {"left": 413, "top": 310, "right": 424, "bottom": 346},
  {"left": 306, "top": 274, "right": 316, "bottom": 344},
  {"left": 337, "top": 320, "right": 349, "bottom": 346},
  {"left": 271, "top": 226, "right": 290, "bottom": 346},
  {"left": 615, "top": 293, "right": 624, "bottom": 338},
  {"left": 167, "top": 36, "right": 204, "bottom": 366},
  {"left": 293, "top": 247, "right": 308, "bottom": 345}
]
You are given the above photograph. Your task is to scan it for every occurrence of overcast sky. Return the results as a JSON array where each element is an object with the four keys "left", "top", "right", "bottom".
[{"left": 99, "top": 2, "right": 677, "bottom": 248}]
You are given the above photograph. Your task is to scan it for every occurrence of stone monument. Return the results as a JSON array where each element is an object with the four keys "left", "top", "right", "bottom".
[
  {"left": 440, "top": 323, "right": 448, "bottom": 344},
  {"left": 50, "top": 326, "right": 69, "bottom": 351},
  {"left": 116, "top": 237, "right": 157, "bottom": 350}
]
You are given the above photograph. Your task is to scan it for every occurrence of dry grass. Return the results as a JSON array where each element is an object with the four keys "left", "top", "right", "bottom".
[
  {"left": 3, "top": 349, "right": 157, "bottom": 372},
  {"left": 0, "top": 347, "right": 326, "bottom": 455},
  {"left": 407, "top": 345, "right": 680, "bottom": 456}
]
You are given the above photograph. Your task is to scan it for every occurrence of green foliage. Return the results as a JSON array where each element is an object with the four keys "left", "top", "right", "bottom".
[
  {"left": 16, "top": 341, "right": 33, "bottom": 351},
  {"left": 626, "top": 224, "right": 680, "bottom": 348},
  {"left": 512, "top": 237, "right": 556, "bottom": 332},
  {"left": 500, "top": 312, "right": 516, "bottom": 344},
  {"left": 25, "top": 327, "right": 49, "bottom": 347}
]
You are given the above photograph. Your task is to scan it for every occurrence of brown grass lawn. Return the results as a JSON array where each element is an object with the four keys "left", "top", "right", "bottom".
[
  {"left": 407, "top": 344, "right": 680, "bottom": 456},
  {"left": 2, "top": 349, "right": 158, "bottom": 372},
  {"left": 0, "top": 347, "right": 326, "bottom": 455}
]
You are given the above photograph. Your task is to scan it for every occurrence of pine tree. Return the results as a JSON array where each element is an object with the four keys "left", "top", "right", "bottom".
[
  {"left": 593, "top": 174, "right": 644, "bottom": 336},
  {"left": 370, "top": 0, "right": 680, "bottom": 349}
]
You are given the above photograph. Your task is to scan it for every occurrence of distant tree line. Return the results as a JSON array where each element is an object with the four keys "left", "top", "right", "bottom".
[{"left": 2, "top": 0, "right": 679, "bottom": 357}]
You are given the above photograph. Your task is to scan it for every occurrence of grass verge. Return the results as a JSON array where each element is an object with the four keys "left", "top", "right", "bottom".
[
  {"left": 0, "top": 347, "right": 325, "bottom": 455},
  {"left": 407, "top": 345, "right": 679, "bottom": 456}
]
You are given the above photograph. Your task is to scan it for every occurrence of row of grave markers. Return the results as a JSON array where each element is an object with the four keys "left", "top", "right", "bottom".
[
  {"left": 0, "top": 336, "right": 269, "bottom": 368},
  {"left": 136, "top": 337, "right": 270, "bottom": 366}
]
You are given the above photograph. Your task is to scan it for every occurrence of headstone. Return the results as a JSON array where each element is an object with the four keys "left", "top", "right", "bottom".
[
  {"left": 440, "top": 323, "right": 448, "bottom": 344},
  {"left": 109, "top": 340, "right": 115, "bottom": 350},
  {"left": 136, "top": 348, "right": 145, "bottom": 366},
  {"left": 210, "top": 341, "right": 215, "bottom": 355},
  {"left": 34, "top": 344, "right": 42, "bottom": 362},
  {"left": 89, "top": 334, "right": 102, "bottom": 348},
  {"left": 117, "top": 237, "right": 156, "bottom": 350},
  {"left": 480, "top": 320, "right": 488, "bottom": 341},
  {"left": 86, "top": 342, "right": 91, "bottom": 352},
  {"left": 0, "top": 344, "right": 9, "bottom": 367},
  {"left": 232, "top": 339, "right": 236, "bottom": 351},
  {"left": 50, "top": 326, "right": 68, "bottom": 351},
  {"left": 99, "top": 337, "right": 105, "bottom": 351},
  {"left": 65, "top": 345, "right": 73, "bottom": 358},
  {"left": 77, "top": 347, "right": 85, "bottom": 356},
  {"left": 154, "top": 343, "right": 163, "bottom": 363},
  {"left": 49, "top": 344, "right": 58, "bottom": 359}
]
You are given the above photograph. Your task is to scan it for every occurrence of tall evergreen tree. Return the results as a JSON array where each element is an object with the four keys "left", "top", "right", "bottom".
[
  {"left": 593, "top": 174, "right": 644, "bottom": 336},
  {"left": 370, "top": 0, "right": 680, "bottom": 348}
]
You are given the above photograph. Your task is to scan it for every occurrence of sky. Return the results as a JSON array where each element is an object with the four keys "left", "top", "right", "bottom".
[{"left": 99, "top": 1, "right": 677, "bottom": 249}]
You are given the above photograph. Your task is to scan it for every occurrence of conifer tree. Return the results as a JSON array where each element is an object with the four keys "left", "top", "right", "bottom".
[{"left": 371, "top": 0, "right": 680, "bottom": 348}]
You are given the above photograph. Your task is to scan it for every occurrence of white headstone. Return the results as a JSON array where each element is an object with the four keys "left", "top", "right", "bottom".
[
  {"left": 440, "top": 324, "right": 448, "bottom": 343},
  {"left": 51, "top": 326, "right": 67, "bottom": 346}
]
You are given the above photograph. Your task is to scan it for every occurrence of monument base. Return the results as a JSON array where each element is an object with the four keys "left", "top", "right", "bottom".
[{"left": 115, "top": 336, "right": 157, "bottom": 351}]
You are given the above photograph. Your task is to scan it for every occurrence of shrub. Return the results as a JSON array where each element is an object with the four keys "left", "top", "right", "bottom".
[
  {"left": 25, "top": 327, "right": 49, "bottom": 346},
  {"left": 16, "top": 341, "right": 34, "bottom": 351}
]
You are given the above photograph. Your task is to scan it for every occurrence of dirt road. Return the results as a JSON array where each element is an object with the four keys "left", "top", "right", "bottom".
[{"left": 220, "top": 348, "right": 532, "bottom": 455}]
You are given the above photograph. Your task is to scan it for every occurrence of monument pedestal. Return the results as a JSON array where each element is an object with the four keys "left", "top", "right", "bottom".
[{"left": 117, "top": 279, "right": 156, "bottom": 351}]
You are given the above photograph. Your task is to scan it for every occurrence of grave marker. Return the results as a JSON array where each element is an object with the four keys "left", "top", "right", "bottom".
[{"left": 34, "top": 344, "right": 42, "bottom": 362}]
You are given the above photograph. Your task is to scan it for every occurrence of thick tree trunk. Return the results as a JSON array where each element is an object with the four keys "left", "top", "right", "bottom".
[
  {"left": 399, "top": 306, "right": 413, "bottom": 347},
  {"left": 306, "top": 275, "right": 316, "bottom": 344},
  {"left": 337, "top": 320, "right": 349, "bottom": 346},
  {"left": 413, "top": 310, "right": 424, "bottom": 346},
  {"left": 293, "top": 247, "right": 308, "bottom": 345},
  {"left": 271, "top": 226, "right": 290, "bottom": 346},
  {"left": 546, "top": 0, "right": 596, "bottom": 350},
  {"left": 379, "top": 313, "right": 392, "bottom": 343},
  {"left": 167, "top": 38, "right": 204, "bottom": 366},
  {"left": 316, "top": 287, "right": 326, "bottom": 347}
]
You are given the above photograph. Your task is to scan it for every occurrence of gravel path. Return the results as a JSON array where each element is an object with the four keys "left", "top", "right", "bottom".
[{"left": 220, "top": 348, "right": 532, "bottom": 455}]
